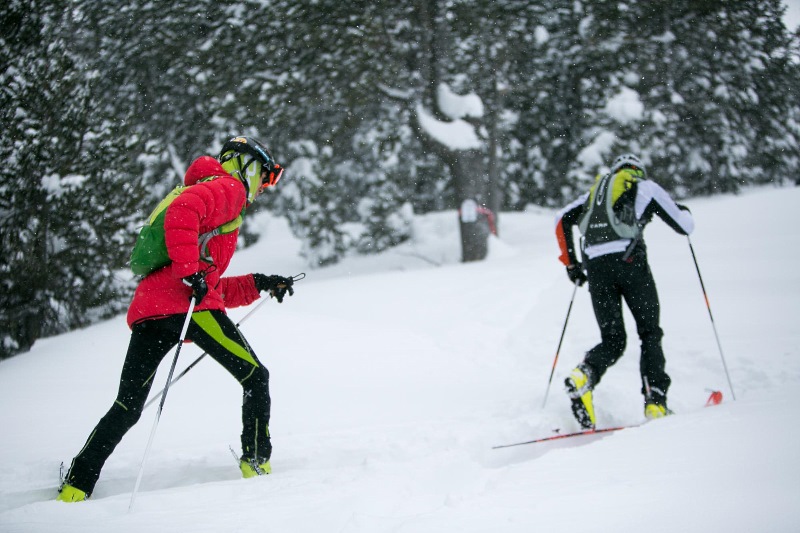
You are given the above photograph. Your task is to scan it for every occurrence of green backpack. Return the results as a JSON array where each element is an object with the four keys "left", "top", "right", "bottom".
[{"left": 129, "top": 181, "right": 244, "bottom": 277}]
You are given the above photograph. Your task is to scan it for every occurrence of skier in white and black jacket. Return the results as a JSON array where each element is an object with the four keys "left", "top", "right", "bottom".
[{"left": 553, "top": 153, "right": 694, "bottom": 430}]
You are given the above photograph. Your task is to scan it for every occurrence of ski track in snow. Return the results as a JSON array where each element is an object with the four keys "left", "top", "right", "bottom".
[{"left": 1, "top": 186, "right": 799, "bottom": 532}]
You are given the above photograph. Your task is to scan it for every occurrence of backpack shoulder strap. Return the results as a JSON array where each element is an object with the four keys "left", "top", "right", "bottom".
[
  {"left": 198, "top": 207, "right": 246, "bottom": 264},
  {"left": 147, "top": 185, "right": 186, "bottom": 224},
  {"left": 578, "top": 174, "right": 610, "bottom": 235}
]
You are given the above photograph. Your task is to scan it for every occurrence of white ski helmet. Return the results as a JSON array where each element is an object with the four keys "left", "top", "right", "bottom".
[{"left": 610, "top": 153, "right": 646, "bottom": 177}]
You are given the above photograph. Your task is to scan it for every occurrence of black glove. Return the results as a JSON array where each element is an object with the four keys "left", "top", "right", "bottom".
[
  {"left": 253, "top": 274, "right": 295, "bottom": 303},
  {"left": 182, "top": 272, "right": 209, "bottom": 304},
  {"left": 566, "top": 264, "right": 587, "bottom": 286}
]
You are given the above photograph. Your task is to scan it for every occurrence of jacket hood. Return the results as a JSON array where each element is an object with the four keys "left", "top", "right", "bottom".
[{"left": 184, "top": 156, "right": 230, "bottom": 186}]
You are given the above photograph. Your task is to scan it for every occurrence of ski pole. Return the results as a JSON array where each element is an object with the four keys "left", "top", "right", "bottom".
[
  {"left": 142, "top": 273, "right": 306, "bottom": 410},
  {"left": 687, "top": 236, "right": 736, "bottom": 400},
  {"left": 542, "top": 282, "right": 579, "bottom": 408},
  {"left": 129, "top": 296, "right": 196, "bottom": 512}
]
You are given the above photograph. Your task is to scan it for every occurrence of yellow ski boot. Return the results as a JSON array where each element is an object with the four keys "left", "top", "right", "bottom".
[
  {"left": 240, "top": 458, "right": 272, "bottom": 478},
  {"left": 565, "top": 365, "right": 596, "bottom": 430},
  {"left": 644, "top": 402, "right": 669, "bottom": 420},
  {"left": 56, "top": 484, "right": 88, "bottom": 503}
]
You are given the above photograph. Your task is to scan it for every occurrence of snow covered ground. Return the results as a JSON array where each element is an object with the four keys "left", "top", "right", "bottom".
[{"left": 1, "top": 185, "right": 799, "bottom": 533}]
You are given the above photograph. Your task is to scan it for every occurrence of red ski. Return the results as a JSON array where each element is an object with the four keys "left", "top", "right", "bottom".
[
  {"left": 493, "top": 390, "right": 724, "bottom": 450},
  {"left": 492, "top": 425, "right": 634, "bottom": 449}
]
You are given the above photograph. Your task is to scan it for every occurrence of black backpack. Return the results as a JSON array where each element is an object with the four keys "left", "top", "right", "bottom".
[{"left": 578, "top": 169, "right": 641, "bottom": 247}]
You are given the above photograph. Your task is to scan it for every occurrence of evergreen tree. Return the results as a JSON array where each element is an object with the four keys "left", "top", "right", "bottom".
[
  {"left": 0, "top": 0, "right": 138, "bottom": 358},
  {"left": 507, "top": 0, "right": 595, "bottom": 207},
  {"left": 73, "top": 0, "right": 230, "bottom": 192},
  {"left": 630, "top": 0, "right": 778, "bottom": 194},
  {"left": 356, "top": 176, "right": 414, "bottom": 254},
  {"left": 507, "top": 0, "right": 800, "bottom": 204},
  {"left": 4, "top": 0, "right": 800, "bottom": 355},
  {"left": 277, "top": 142, "right": 349, "bottom": 267},
  {"left": 743, "top": 0, "right": 800, "bottom": 186},
  {"left": 221, "top": 0, "right": 446, "bottom": 264}
]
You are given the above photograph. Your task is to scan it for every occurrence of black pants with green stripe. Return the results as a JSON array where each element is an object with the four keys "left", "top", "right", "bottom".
[
  {"left": 583, "top": 250, "right": 671, "bottom": 402},
  {"left": 64, "top": 310, "right": 271, "bottom": 496}
]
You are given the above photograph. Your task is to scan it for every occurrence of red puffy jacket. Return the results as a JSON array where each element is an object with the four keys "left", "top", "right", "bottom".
[{"left": 126, "top": 156, "right": 261, "bottom": 327}]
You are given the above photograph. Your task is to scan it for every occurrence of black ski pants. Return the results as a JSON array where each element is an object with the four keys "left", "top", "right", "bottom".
[
  {"left": 64, "top": 309, "right": 271, "bottom": 496},
  {"left": 583, "top": 251, "right": 671, "bottom": 400}
]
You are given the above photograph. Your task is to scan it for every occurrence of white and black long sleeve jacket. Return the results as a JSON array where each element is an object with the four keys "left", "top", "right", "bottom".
[{"left": 554, "top": 174, "right": 695, "bottom": 266}]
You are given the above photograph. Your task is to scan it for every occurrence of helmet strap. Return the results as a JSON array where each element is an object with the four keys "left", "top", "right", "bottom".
[
  {"left": 238, "top": 155, "right": 261, "bottom": 203},
  {"left": 219, "top": 149, "right": 264, "bottom": 203}
]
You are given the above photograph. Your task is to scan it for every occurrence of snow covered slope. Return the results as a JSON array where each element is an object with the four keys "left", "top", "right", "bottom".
[{"left": 1, "top": 186, "right": 799, "bottom": 532}]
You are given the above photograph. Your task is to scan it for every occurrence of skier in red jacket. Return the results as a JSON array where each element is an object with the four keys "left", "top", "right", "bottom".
[{"left": 58, "top": 137, "right": 293, "bottom": 502}]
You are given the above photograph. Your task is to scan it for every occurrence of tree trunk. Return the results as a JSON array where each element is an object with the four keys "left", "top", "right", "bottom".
[
  {"left": 411, "top": 0, "right": 491, "bottom": 262},
  {"left": 452, "top": 150, "right": 490, "bottom": 262}
]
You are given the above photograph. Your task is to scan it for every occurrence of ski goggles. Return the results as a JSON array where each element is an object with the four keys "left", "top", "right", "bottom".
[{"left": 261, "top": 163, "right": 284, "bottom": 189}]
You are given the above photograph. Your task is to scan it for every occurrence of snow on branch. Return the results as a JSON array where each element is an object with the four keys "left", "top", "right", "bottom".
[
  {"left": 416, "top": 103, "right": 482, "bottom": 151},
  {"left": 604, "top": 86, "right": 644, "bottom": 124},
  {"left": 437, "top": 83, "right": 484, "bottom": 121}
]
